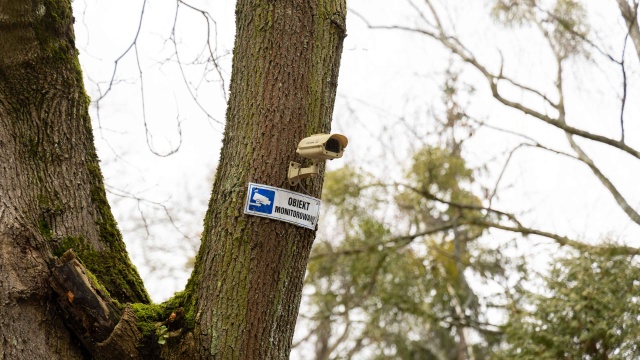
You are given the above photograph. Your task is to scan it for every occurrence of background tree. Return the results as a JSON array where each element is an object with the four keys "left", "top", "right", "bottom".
[
  {"left": 351, "top": 0, "right": 640, "bottom": 253},
  {"left": 497, "top": 249, "right": 640, "bottom": 359},
  {"left": 0, "top": 0, "right": 346, "bottom": 358},
  {"left": 294, "top": 0, "right": 640, "bottom": 358},
  {"left": 294, "top": 71, "right": 515, "bottom": 359}
]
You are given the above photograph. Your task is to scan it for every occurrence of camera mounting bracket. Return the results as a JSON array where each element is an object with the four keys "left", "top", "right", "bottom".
[{"left": 288, "top": 161, "right": 319, "bottom": 186}]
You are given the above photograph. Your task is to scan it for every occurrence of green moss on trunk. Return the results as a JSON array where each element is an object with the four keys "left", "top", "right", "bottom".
[
  {"left": 186, "top": 0, "right": 347, "bottom": 357},
  {"left": 1, "top": 0, "right": 151, "bottom": 305}
]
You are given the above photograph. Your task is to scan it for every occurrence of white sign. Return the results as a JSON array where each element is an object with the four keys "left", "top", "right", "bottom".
[{"left": 244, "top": 183, "right": 321, "bottom": 230}]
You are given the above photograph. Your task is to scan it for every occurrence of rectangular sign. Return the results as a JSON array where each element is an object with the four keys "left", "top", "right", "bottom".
[{"left": 244, "top": 182, "right": 321, "bottom": 230}]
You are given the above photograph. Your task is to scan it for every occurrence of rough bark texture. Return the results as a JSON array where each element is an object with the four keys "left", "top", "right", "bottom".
[
  {"left": 0, "top": 0, "right": 346, "bottom": 358},
  {"left": 184, "top": 0, "right": 347, "bottom": 358},
  {"left": 0, "top": 0, "right": 149, "bottom": 358},
  {"left": 50, "top": 250, "right": 143, "bottom": 359}
]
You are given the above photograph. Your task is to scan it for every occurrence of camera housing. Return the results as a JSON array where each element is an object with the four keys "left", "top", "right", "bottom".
[
  {"left": 295, "top": 133, "right": 348, "bottom": 160},
  {"left": 288, "top": 133, "right": 348, "bottom": 186}
]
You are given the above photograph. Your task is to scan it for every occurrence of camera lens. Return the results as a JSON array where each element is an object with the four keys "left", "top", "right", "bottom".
[{"left": 325, "top": 138, "right": 341, "bottom": 153}]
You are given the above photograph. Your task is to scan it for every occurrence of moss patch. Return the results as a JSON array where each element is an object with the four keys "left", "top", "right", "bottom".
[
  {"left": 38, "top": 218, "right": 54, "bottom": 240},
  {"left": 33, "top": 0, "right": 76, "bottom": 58},
  {"left": 79, "top": 154, "right": 150, "bottom": 304},
  {"left": 130, "top": 291, "right": 195, "bottom": 357},
  {"left": 55, "top": 233, "right": 150, "bottom": 304},
  {"left": 131, "top": 303, "right": 166, "bottom": 336},
  {"left": 37, "top": 193, "right": 64, "bottom": 241}
]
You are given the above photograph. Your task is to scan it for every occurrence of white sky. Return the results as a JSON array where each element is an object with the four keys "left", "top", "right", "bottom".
[{"left": 72, "top": 0, "right": 640, "bottom": 310}]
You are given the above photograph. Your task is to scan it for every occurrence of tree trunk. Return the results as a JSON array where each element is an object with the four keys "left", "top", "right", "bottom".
[
  {"left": 185, "top": 0, "right": 347, "bottom": 358},
  {"left": 0, "top": 0, "right": 149, "bottom": 358},
  {"left": 0, "top": 0, "right": 346, "bottom": 357}
]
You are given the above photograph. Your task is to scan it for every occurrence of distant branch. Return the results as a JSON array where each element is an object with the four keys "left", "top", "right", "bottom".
[
  {"left": 170, "top": 0, "right": 225, "bottom": 126},
  {"left": 354, "top": 3, "right": 640, "bottom": 230},
  {"left": 543, "top": 19, "right": 640, "bottom": 226},
  {"left": 564, "top": 132, "right": 640, "bottom": 225},
  {"left": 364, "top": 181, "right": 640, "bottom": 256},
  {"left": 399, "top": 183, "right": 522, "bottom": 226},
  {"left": 134, "top": 42, "right": 184, "bottom": 157},
  {"left": 95, "top": 0, "right": 148, "bottom": 103},
  {"left": 105, "top": 184, "right": 194, "bottom": 241},
  {"left": 616, "top": 0, "right": 640, "bottom": 62},
  {"left": 178, "top": 0, "right": 228, "bottom": 101},
  {"left": 309, "top": 222, "right": 457, "bottom": 260},
  {"left": 620, "top": 34, "right": 628, "bottom": 143},
  {"left": 351, "top": 9, "right": 640, "bottom": 161},
  {"left": 470, "top": 218, "right": 640, "bottom": 256}
]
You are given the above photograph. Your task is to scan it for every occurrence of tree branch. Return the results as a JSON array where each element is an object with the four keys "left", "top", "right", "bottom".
[
  {"left": 620, "top": 34, "right": 628, "bottom": 143},
  {"left": 50, "top": 250, "right": 142, "bottom": 359},
  {"left": 382, "top": 180, "right": 640, "bottom": 256},
  {"left": 616, "top": 0, "right": 640, "bottom": 63},
  {"left": 95, "top": 0, "right": 148, "bottom": 103},
  {"left": 543, "top": 19, "right": 640, "bottom": 226},
  {"left": 400, "top": 183, "right": 522, "bottom": 226},
  {"left": 351, "top": 10, "right": 640, "bottom": 161},
  {"left": 309, "top": 222, "right": 457, "bottom": 260},
  {"left": 468, "top": 218, "right": 640, "bottom": 256},
  {"left": 564, "top": 133, "right": 640, "bottom": 225}
]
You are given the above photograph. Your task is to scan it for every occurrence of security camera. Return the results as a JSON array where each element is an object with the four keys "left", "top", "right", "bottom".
[
  {"left": 296, "top": 133, "right": 348, "bottom": 160},
  {"left": 288, "top": 133, "right": 348, "bottom": 186}
]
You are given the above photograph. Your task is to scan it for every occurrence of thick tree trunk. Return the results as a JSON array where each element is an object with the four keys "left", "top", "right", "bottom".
[
  {"left": 0, "top": 0, "right": 346, "bottom": 358},
  {"left": 184, "top": 0, "right": 346, "bottom": 358},
  {"left": 0, "top": 0, "right": 149, "bottom": 358}
]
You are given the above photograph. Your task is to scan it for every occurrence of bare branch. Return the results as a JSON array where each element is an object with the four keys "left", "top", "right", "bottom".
[
  {"left": 616, "top": 0, "right": 640, "bottom": 63},
  {"left": 350, "top": 12, "right": 640, "bottom": 161},
  {"left": 497, "top": 75, "right": 559, "bottom": 108},
  {"left": 469, "top": 218, "right": 640, "bottom": 255},
  {"left": 170, "top": 1, "right": 224, "bottom": 127},
  {"left": 178, "top": 0, "right": 228, "bottom": 101},
  {"left": 399, "top": 183, "right": 522, "bottom": 226},
  {"left": 309, "top": 222, "right": 457, "bottom": 260},
  {"left": 620, "top": 34, "right": 629, "bottom": 143},
  {"left": 487, "top": 143, "right": 526, "bottom": 207},
  {"left": 95, "top": 0, "right": 148, "bottom": 103},
  {"left": 369, "top": 181, "right": 640, "bottom": 255},
  {"left": 565, "top": 134, "right": 640, "bottom": 225},
  {"left": 465, "top": 117, "right": 580, "bottom": 206},
  {"left": 134, "top": 42, "right": 184, "bottom": 157},
  {"left": 105, "top": 184, "right": 194, "bottom": 241},
  {"left": 542, "top": 21, "right": 640, "bottom": 226}
]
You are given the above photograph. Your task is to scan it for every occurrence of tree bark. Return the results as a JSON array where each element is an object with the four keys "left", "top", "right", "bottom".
[
  {"left": 1, "top": 0, "right": 346, "bottom": 357},
  {"left": 0, "top": 0, "right": 149, "bottom": 358},
  {"left": 184, "top": 0, "right": 347, "bottom": 358}
]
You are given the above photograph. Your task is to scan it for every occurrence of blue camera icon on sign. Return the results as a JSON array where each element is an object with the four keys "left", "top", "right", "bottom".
[{"left": 248, "top": 186, "right": 275, "bottom": 214}]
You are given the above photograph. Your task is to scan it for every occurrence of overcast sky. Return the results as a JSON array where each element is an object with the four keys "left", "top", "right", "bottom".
[{"left": 73, "top": 0, "right": 640, "bottom": 303}]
